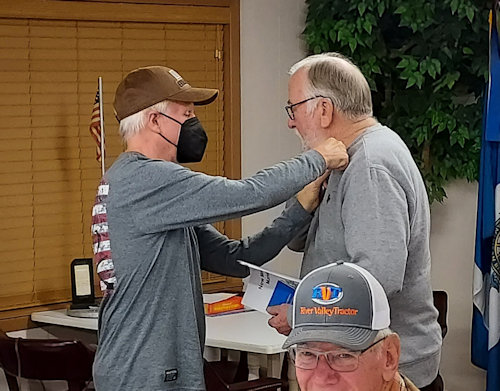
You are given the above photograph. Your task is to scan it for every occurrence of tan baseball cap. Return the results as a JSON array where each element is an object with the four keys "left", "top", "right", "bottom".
[{"left": 113, "top": 65, "right": 219, "bottom": 121}]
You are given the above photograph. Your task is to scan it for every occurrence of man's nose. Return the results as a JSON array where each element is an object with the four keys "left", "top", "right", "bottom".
[
  {"left": 314, "top": 355, "right": 340, "bottom": 380},
  {"left": 318, "top": 355, "right": 334, "bottom": 370},
  {"left": 288, "top": 118, "right": 296, "bottom": 129}
]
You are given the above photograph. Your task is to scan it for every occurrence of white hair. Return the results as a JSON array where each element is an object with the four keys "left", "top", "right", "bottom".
[
  {"left": 375, "top": 328, "right": 395, "bottom": 340},
  {"left": 289, "top": 52, "right": 373, "bottom": 121},
  {"left": 119, "top": 100, "right": 170, "bottom": 142},
  {"left": 372, "top": 328, "right": 396, "bottom": 357}
]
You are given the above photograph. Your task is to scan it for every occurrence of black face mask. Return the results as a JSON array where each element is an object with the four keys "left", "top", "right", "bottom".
[{"left": 157, "top": 113, "right": 208, "bottom": 163}]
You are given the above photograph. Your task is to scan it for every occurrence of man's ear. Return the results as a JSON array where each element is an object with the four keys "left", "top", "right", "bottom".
[
  {"left": 319, "top": 98, "right": 334, "bottom": 128},
  {"left": 148, "top": 111, "right": 161, "bottom": 131},
  {"left": 381, "top": 334, "right": 400, "bottom": 382}
]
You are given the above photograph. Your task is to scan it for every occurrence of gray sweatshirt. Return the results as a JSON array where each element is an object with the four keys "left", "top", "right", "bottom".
[
  {"left": 92, "top": 150, "right": 324, "bottom": 391},
  {"left": 290, "top": 124, "right": 442, "bottom": 387}
]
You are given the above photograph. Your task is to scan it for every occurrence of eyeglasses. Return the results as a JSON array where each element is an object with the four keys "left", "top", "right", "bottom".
[
  {"left": 284, "top": 95, "right": 326, "bottom": 120},
  {"left": 288, "top": 337, "right": 386, "bottom": 372}
]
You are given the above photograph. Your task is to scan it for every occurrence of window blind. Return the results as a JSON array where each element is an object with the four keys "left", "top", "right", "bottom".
[{"left": 0, "top": 18, "right": 225, "bottom": 310}]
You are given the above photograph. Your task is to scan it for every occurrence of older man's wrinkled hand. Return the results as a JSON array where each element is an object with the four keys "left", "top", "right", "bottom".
[
  {"left": 267, "top": 304, "right": 292, "bottom": 336},
  {"left": 297, "top": 170, "right": 330, "bottom": 212}
]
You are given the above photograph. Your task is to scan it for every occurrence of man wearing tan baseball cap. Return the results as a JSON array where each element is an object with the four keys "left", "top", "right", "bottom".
[
  {"left": 113, "top": 66, "right": 218, "bottom": 121},
  {"left": 90, "top": 65, "right": 349, "bottom": 391}
]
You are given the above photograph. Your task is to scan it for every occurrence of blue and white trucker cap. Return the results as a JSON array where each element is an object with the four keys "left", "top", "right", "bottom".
[{"left": 282, "top": 262, "right": 390, "bottom": 350}]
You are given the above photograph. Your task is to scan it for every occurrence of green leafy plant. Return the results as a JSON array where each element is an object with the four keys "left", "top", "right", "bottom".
[{"left": 304, "top": 0, "right": 490, "bottom": 202}]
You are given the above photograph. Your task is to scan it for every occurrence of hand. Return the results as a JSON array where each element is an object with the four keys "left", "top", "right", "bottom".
[
  {"left": 314, "top": 137, "right": 348, "bottom": 170},
  {"left": 267, "top": 304, "right": 292, "bottom": 336},
  {"left": 297, "top": 170, "right": 330, "bottom": 212}
]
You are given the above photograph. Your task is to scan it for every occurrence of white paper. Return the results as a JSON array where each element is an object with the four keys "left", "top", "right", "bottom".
[
  {"left": 238, "top": 261, "right": 299, "bottom": 313},
  {"left": 74, "top": 264, "right": 91, "bottom": 296}
]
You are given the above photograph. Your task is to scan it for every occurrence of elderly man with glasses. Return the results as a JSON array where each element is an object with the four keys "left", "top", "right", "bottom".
[
  {"left": 283, "top": 261, "right": 420, "bottom": 391},
  {"left": 269, "top": 52, "right": 443, "bottom": 390}
]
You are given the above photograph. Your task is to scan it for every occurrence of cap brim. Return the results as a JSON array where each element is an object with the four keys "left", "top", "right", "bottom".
[
  {"left": 282, "top": 326, "right": 379, "bottom": 350},
  {"left": 169, "top": 87, "right": 219, "bottom": 106}
]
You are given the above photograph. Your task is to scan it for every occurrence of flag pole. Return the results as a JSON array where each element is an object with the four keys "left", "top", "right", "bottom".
[{"left": 98, "top": 77, "right": 105, "bottom": 176}]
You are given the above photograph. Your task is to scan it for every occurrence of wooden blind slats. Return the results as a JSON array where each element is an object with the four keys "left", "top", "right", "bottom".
[{"left": 0, "top": 16, "right": 225, "bottom": 311}]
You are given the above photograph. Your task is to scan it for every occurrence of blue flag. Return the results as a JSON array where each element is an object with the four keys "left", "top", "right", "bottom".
[{"left": 472, "top": 5, "right": 500, "bottom": 391}]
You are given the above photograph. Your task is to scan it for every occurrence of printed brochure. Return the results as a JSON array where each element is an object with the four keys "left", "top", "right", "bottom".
[{"left": 238, "top": 261, "right": 300, "bottom": 313}]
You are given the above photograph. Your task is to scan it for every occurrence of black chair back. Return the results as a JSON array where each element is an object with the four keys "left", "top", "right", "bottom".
[
  {"left": 0, "top": 330, "right": 95, "bottom": 391},
  {"left": 433, "top": 290, "right": 448, "bottom": 338}
]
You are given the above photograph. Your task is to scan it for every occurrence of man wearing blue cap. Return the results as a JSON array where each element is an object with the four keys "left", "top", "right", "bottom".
[{"left": 283, "top": 262, "right": 420, "bottom": 391}]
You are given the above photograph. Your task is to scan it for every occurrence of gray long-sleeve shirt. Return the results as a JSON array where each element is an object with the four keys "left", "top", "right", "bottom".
[
  {"left": 92, "top": 150, "right": 324, "bottom": 391},
  {"left": 290, "top": 124, "right": 442, "bottom": 387}
]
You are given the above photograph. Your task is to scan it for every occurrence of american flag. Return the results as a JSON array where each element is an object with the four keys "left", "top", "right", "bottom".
[{"left": 89, "top": 90, "right": 103, "bottom": 162}]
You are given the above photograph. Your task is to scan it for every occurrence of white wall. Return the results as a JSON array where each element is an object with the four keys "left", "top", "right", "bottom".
[
  {"left": 430, "top": 180, "right": 486, "bottom": 390},
  {"left": 240, "top": 1, "right": 486, "bottom": 389},
  {"left": 240, "top": 0, "right": 308, "bottom": 278}
]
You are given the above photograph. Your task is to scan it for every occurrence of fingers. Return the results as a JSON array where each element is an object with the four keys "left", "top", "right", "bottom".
[
  {"left": 314, "top": 137, "right": 349, "bottom": 170},
  {"left": 315, "top": 169, "right": 331, "bottom": 186},
  {"left": 297, "top": 169, "right": 331, "bottom": 212},
  {"left": 267, "top": 304, "right": 292, "bottom": 335},
  {"left": 266, "top": 305, "right": 280, "bottom": 316},
  {"left": 268, "top": 316, "right": 292, "bottom": 335}
]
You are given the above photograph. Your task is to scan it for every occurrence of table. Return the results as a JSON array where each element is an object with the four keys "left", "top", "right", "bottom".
[{"left": 31, "top": 294, "right": 297, "bottom": 389}]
